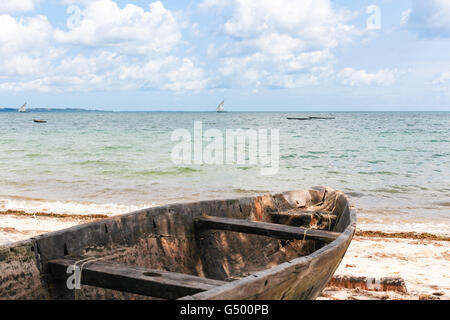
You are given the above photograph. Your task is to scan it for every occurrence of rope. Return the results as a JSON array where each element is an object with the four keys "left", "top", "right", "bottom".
[
  {"left": 72, "top": 256, "right": 98, "bottom": 267},
  {"left": 80, "top": 257, "right": 105, "bottom": 274},
  {"left": 303, "top": 228, "right": 308, "bottom": 241}
]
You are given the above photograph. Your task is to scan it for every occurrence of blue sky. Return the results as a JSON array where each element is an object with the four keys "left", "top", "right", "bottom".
[{"left": 0, "top": 0, "right": 450, "bottom": 111}]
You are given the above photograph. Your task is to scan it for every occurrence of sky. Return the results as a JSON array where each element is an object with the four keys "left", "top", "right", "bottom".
[{"left": 0, "top": 0, "right": 450, "bottom": 111}]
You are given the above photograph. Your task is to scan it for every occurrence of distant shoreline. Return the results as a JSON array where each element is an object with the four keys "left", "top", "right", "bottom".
[
  {"left": 0, "top": 108, "right": 106, "bottom": 113},
  {"left": 1, "top": 109, "right": 449, "bottom": 113}
]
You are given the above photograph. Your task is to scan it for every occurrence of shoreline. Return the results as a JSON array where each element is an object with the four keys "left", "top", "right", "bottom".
[{"left": 0, "top": 210, "right": 110, "bottom": 220}]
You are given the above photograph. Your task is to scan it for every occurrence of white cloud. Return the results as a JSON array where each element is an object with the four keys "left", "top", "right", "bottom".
[
  {"left": 222, "top": 0, "right": 348, "bottom": 42},
  {"left": 0, "top": 79, "right": 51, "bottom": 93},
  {"left": 0, "top": 15, "right": 53, "bottom": 55},
  {"left": 0, "top": 1, "right": 208, "bottom": 93},
  {"left": 199, "top": 0, "right": 228, "bottom": 10},
  {"left": 338, "top": 68, "right": 398, "bottom": 87},
  {"left": 60, "top": 0, "right": 92, "bottom": 4},
  {"left": 54, "top": 0, "right": 181, "bottom": 55},
  {"left": 0, "top": 52, "right": 208, "bottom": 93},
  {"left": 434, "top": 72, "right": 450, "bottom": 84},
  {"left": 401, "top": 9, "right": 411, "bottom": 26},
  {"left": 405, "top": 0, "right": 450, "bottom": 37},
  {"left": 114, "top": 56, "right": 208, "bottom": 92},
  {"left": 220, "top": 0, "right": 359, "bottom": 52},
  {"left": 0, "top": 0, "right": 35, "bottom": 13},
  {"left": 203, "top": 0, "right": 361, "bottom": 89},
  {"left": 0, "top": 15, "right": 56, "bottom": 77}
]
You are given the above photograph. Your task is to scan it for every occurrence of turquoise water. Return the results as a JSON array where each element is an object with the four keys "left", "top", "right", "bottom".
[{"left": 0, "top": 112, "right": 449, "bottom": 234}]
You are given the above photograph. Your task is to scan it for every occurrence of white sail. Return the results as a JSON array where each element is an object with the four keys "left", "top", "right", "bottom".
[
  {"left": 18, "top": 103, "right": 27, "bottom": 113},
  {"left": 216, "top": 100, "right": 225, "bottom": 112}
]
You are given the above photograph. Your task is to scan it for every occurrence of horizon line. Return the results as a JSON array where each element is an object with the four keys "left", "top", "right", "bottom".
[{"left": 1, "top": 107, "right": 450, "bottom": 112}]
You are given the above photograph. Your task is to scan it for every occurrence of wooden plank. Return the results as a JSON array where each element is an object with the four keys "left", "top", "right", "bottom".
[
  {"left": 48, "top": 257, "right": 226, "bottom": 300},
  {"left": 195, "top": 216, "right": 340, "bottom": 243}
]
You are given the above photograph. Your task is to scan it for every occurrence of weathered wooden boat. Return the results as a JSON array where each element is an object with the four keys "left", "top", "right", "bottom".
[{"left": 0, "top": 187, "right": 356, "bottom": 300}]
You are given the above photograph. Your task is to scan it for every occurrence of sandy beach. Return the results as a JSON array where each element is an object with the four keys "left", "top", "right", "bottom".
[
  {"left": 1, "top": 211, "right": 448, "bottom": 300},
  {"left": 320, "top": 235, "right": 450, "bottom": 300}
]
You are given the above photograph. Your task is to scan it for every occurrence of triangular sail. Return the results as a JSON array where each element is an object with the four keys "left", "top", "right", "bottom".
[
  {"left": 216, "top": 100, "right": 225, "bottom": 112},
  {"left": 18, "top": 103, "right": 27, "bottom": 113}
]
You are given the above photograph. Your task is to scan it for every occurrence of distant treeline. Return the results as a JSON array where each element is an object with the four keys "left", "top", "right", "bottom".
[{"left": 0, "top": 108, "right": 104, "bottom": 112}]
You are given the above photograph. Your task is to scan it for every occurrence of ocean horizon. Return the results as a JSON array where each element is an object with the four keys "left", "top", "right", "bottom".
[{"left": 2, "top": 108, "right": 450, "bottom": 112}]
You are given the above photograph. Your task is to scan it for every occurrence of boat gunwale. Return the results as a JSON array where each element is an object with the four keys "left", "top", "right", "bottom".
[{"left": 1, "top": 196, "right": 258, "bottom": 249}]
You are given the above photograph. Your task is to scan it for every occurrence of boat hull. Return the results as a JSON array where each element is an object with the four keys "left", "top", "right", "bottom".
[{"left": 0, "top": 187, "right": 356, "bottom": 300}]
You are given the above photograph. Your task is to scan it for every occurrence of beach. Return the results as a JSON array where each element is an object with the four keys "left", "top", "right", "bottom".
[
  {"left": 1, "top": 211, "right": 448, "bottom": 300},
  {"left": 320, "top": 234, "right": 450, "bottom": 300}
]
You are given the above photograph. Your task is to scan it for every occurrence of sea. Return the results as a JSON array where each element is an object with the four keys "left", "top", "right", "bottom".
[{"left": 1, "top": 111, "right": 449, "bottom": 235}]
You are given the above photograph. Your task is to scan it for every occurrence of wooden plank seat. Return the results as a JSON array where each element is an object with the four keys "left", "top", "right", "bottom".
[
  {"left": 49, "top": 257, "right": 226, "bottom": 299},
  {"left": 194, "top": 216, "right": 341, "bottom": 243}
]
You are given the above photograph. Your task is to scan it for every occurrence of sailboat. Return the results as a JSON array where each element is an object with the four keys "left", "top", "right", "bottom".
[
  {"left": 18, "top": 103, "right": 27, "bottom": 113},
  {"left": 216, "top": 100, "right": 225, "bottom": 113}
]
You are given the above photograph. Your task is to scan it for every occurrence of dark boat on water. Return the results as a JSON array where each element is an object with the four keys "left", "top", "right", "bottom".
[
  {"left": 33, "top": 119, "right": 47, "bottom": 123},
  {"left": 287, "top": 117, "right": 335, "bottom": 120},
  {"left": 0, "top": 187, "right": 356, "bottom": 300}
]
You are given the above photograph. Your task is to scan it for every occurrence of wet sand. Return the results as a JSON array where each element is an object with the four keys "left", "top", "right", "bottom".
[
  {"left": 0, "top": 212, "right": 101, "bottom": 245},
  {"left": 1, "top": 212, "right": 448, "bottom": 300}
]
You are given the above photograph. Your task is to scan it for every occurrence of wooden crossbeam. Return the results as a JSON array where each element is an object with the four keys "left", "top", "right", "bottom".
[
  {"left": 195, "top": 216, "right": 340, "bottom": 243},
  {"left": 48, "top": 257, "right": 225, "bottom": 300}
]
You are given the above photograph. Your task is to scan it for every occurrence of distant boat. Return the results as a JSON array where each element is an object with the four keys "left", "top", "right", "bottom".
[
  {"left": 33, "top": 119, "right": 47, "bottom": 123},
  {"left": 287, "top": 116, "right": 335, "bottom": 120},
  {"left": 18, "top": 103, "right": 27, "bottom": 113},
  {"left": 216, "top": 100, "right": 225, "bottom": 113}
]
